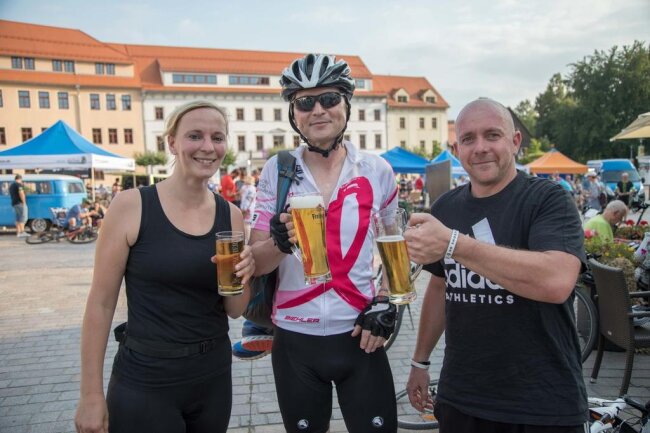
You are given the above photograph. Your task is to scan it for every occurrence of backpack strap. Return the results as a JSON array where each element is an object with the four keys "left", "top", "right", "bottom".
[{"left": 276, "top": 151, "right": 301, "bottom": 213}]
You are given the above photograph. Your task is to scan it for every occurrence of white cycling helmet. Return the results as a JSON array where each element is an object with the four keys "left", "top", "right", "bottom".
[{"left": 280, "top": 53, "right": 355, "bottom": 102}]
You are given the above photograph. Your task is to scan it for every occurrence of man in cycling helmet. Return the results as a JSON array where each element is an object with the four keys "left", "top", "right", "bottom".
[{"left": 247, "top": 53, "right": 399, "bottom": 433}]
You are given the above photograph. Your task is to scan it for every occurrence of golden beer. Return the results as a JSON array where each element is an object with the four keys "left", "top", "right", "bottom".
[
  {"left": 376, "top": 235, "right": 416, "bottom": 304},
  {"left": 290, "top": 194, "right": 331, "bottom": 285},
  {"left": 216, "top": 231, "right": 244, "bottom": 296}
]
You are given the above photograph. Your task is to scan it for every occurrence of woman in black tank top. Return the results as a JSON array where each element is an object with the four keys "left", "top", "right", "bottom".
[{"left": 75, "top": 101, "right": 255, "bottom": 433}]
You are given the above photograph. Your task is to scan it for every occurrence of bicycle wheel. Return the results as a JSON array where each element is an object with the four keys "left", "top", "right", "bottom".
[
  {"left": 396, "top": 379, "right": 439, "bottom": 430},
  {"left": 68, "top": 228, "right": 98, "bottom": 244},
  {"left": 573, "top": 286, "right": 598, "bottom": 364},
  {"left": 25, "top": 232, "right": 54, "bottom": 244},
  {"left": 384, "top": 304, "right": 405, "bottom": 351}
]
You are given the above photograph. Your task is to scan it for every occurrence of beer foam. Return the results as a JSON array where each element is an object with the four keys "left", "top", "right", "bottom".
[
  {"left": 376, "top": 235, "right": 405, "bottom": 242},
  {"left": 290, "top": 194, "right": 324, "bottom": 209}
]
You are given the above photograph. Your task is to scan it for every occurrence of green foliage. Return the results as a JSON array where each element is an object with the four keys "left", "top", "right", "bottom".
[
  {"left": 519, "top": 137, "right": 552, "bottom": 164},
  {"left": 134, "top": 151, "right": 168, "bottom": 167},
  {"left": 519, "top": 41, "right": 650, "bottom": 162},
  {"left": 266, "top": 146, "right": 290, "bottom": 160},
  {"left": 405, "top": 141, "right": 441, "bottom": 160},
  {"left": 220, "top": 148, "right": 237, "bottom": 169},
  {"left": 513, "top": 99, "right": 538, "bottom": 134},
  {"left": 584, "top": 237, "right": 636, "bottom": 262}
]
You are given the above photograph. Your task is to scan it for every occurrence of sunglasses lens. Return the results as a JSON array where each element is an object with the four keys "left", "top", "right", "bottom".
[
  {"left": 320, "top": 93, "right": 342, "bottom": 109},
  {"left": 294, "top": 96, "right": 316, "bottom": 112}
]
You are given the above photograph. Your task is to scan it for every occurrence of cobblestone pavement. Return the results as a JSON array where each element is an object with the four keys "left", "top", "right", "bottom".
[{"left": 1, "top": 231, "right": 649, "bottom": 432}]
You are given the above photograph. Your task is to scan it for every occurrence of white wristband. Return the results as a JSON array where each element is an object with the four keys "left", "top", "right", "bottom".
[
  {"left": 410, "top": 359, "right": 430, "bottom": 370},
  {"left": 445, "top": 229, "right": 459, "bottom": 259}
]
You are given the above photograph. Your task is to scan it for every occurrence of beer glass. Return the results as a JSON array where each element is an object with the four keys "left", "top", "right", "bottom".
[
  {"left": 216, "top": 231, "right": 244, "bottom": 296},
  {"left": 373, "top": 207, "right": 421, "bottom": 305},
  {"left": 289, "top": 193, "right": 331, "bottom": 285}
]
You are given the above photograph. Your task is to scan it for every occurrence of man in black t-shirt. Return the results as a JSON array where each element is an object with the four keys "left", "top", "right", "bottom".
[
  {"left": 9, "top": 174, "right": 29, "bottom": 237},
  {"left": 615, "top": 172, "right": 635, "bottom": 206},
  {"left": 403, "top": 99, "right": 587, "bottom": 433}
]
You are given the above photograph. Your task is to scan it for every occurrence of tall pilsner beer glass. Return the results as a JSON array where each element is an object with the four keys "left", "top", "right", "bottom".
[
  {"left": 216, "top": 231, "right": 244, "bottom": 296},
  {"left": 373, "top": 207, "right": 420, "bottom": 304},
  {"left": 289, "top": 193, "right": 332, "bottom": 285}
]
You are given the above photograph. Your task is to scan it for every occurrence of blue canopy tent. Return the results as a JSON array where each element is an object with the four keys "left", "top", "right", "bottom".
[
  {"left": 0, "top": 120, "right": 135, "bottom": 199},
  {"left": 431, "top": 149, "right": 468, "bottom": 178},
  {"left": 380, "top": 147, "right": 429, "bottom": 174}
]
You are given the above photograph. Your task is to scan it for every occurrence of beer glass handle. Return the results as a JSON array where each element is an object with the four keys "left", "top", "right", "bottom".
[
  {"left": 410, "top": 263, "right": 423, "bottom": 283},
  {"left": 291, "top": 245, "right": 303, "bottom": 263}
]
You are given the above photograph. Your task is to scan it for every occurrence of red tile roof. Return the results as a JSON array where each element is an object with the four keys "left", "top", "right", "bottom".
[
  {"left": 372, "top": 75, "right": 449, "bottom": 109},
  {"left": 0, "top": 69, "right": 141, "bottom": 88},
  {"left": 0, "top": 20, "right": 132, "bottom": 63}
]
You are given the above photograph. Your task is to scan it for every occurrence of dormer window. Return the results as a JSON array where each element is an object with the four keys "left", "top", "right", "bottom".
[
  {"left": 425, "top": 96, "right": 436, "bottom": 103},
  {"left": 397, "top": 95, "right": 408, "bottom": 103}
]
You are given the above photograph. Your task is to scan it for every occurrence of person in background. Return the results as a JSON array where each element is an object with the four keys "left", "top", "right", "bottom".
[
  {"left": 89, "top": 200, "right": 107, "bottom": 229},
  {"left": 414, "top": 175, "right": 424, "bottom": 192},
  {"left": 583, "top": 199, "right": 628, "bottom": 243},
  {"left": 65, "top": 198, "right": 93, "bottom": 231},
  {"left": 404, "top": 98, "right": 587, "bottom": 433},
  {"left": 221, "top": 168, "right": 237, "bottom": 204},
  {"left": 615, "top": 172, "right": 636, "bottom": 207},
  {"left": 251, "top": 168, "right": 260, "bottom": 187},
  {"left": 238, "top": 175, "right": 257, "bottom": 240},
  {"left": 75, "top": 101, "right": 255, "bottom": 433},
  {"left": 9, "top": 174, "right": 29, "bottom": 237},
  {"left": 584, "top": 171, "right": 605, "bottom": 211},
  {"left": 111, "top": 178, "right": 121, "bottom": 199}
]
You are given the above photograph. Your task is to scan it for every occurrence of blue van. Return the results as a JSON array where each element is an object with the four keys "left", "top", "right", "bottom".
[
  {"left": 588, "top": 159, "right": 644, "bottom": 203},
  {"left": 0, "top": 174, "right": 87, "bottom": 232}
]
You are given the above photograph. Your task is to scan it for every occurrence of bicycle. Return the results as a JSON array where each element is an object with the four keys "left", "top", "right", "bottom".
[
  {"left": 588, "top": 396, "right": 650, "bottom": 432},
  {"left": 25, "top": 207, "right": 98, "bottom": 245}
]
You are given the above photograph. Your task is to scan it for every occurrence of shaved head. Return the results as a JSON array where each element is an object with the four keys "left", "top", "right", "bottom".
[{"left": 456, "top": 98, "right": 516, "bottom": 138}]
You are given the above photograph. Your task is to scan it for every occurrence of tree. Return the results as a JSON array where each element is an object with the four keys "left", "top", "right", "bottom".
[
  {"left": 266, "top": 146, "right": 291, "bottom": 160},
  {"left": 513, "top": 99, "right": 537, "bottom": 134},
  {"left": 135, "top": 151, "right": 168, "bottom": 174},
  {"left": 220, "top": 148, "right": 237, "bottom": 169}
]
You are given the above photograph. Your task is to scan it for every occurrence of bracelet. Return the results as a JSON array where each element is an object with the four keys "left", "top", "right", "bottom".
[
  {"left": 410, "top": 359, "right": 431, "bottom": 370},
  {"left": 445, "top": 229, "right": 460, "bottom": 259}
]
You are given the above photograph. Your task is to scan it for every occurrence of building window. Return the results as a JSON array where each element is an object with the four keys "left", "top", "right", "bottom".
[
  {"left": 106, "top": 94, "right": 116, "bottom": 111},
  {"left": 236, "top": 108, "right": 244, "bottom": 121},
  {"left": 11, "top": 57, "right": 23, "bottom": 69},
  {"left": 90, "top": 94, "right": 100, "bottom": 110},
  {"left": 293, "top": 136, "right": 300, "bottom": 147},
  {"left": 106, "top": 63, "right": 115, "bottom": 75},
  {"left": 0, "top": 127, "right": 5, "bottom": 145},
  {"left": 344, "top": 134, "right": 351, "bottom": 142},
  {"left": 92, "top": 128, "right": 102, "bottom": 144},
  {"left": 24, "top": 58, "right": 35, "bottom": 70},
  {"left": 419, "top": 118, "right": 425, "bottom": 129},
  {"left": 355, "top": 79, "right": 366, "bottom": 89},
  {"left": 95, "top": 63, "right": 104, "bottom": 75},
  {"left": 274, "top": 109, "right": 282, "bottom": 121},
  {"left": 124, "top": 129, "right": 133, "bottom": 144},
  {"left": 256, "top": 136, "right": 263, "bottom": 151},
  {"left": 359, "top": 134, "right": 366, "bottom": 149},
  {"left": 58, "top": 92, "right": 69, "bottom": 109},
  {"left": 426, "top": 96, "right": 436, "bottom": 103},
  {"left": 399, "top": 117, "right": 405, "bottom": 129},
  {"left": 121, "top": 95, "right": 131, "bottom": 111},
  {"left": 397, "top": 95, "right": 408, "bottom": 103},
  {"left": 255, "top": 109, "right": 263, "bottom": 121},
  {"left": 42, "top": 127, "right": 48, "bottom": 132},
  {"left": 155, "top": 107, "right": 164, "bottom": 120},
  {"left": 400, "top": 140, "right": 406, "bottom": 147},
  {"left": 228, "top": 75, "right": 270, "bottom": 86},
  {"left": 420, "top": 140, "right": 425, "bottom": 150},
  {"left": 358, "top": 110, "right": 365, "bottom": 121},
  {"left": 108, "top": 128, "right": 118, "bottom": 144},
  {"left": 273, "top": 135, "right": 284, "bottom": 148},
  {"left": 431, "top": 118, "right": 437, "bottom": 129},
  {"left": 238, "top": 136, "right": 246, "bottom": 152},
  {"left": 64, "top": 60, "right": 75, "bottom": 73},
  {"left": 374, "top": 109, "right": 380, "bottom": 121},
  {"left": 52, "top": 60, "right": 62, "bottom": 71},
  {"left": 0, "top": 90, "right": 3, "bottom": 107},
  {"left": 38, "top": 91, "right": 50, "bottom": 109},
  {"left": 156, "top": 136, "right": 165, "bottom": 151},
  {"left": 375, "top": 134, "right": 381, "bottom": 149},
  {"left": 18, "top": 90, "right": 30, "bottom": 108},
  {"left": 21, "top": 127, "right": 33, "bottom": 142},
  {"left": 172, "top": 74, "right": 216, "bottom": 84}
]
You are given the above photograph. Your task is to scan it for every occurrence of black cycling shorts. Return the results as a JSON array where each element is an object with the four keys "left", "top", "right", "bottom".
[
  {"left": 272, "top": 327, "right": 397, "bottom": 433},
  {"left": 106, "top": 368, "right": 232, "bottom": 433}
]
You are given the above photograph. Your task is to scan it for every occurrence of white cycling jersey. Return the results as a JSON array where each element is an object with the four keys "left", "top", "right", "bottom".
[{"left": 252, "top": 143, "right": 398, "bottom": 336}]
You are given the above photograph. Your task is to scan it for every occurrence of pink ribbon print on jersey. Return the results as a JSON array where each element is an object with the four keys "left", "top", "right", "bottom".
[{"left": 275, "top": 177, "right": 375, "bottom": 313}]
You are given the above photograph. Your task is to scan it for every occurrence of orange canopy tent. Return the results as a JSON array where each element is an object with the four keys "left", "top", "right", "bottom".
[{"left": 526, "top": 149, "right": 588, "bottom": 175}]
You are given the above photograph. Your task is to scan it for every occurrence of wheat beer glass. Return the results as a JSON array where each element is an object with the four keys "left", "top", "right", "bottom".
[
  {"left": 216, "top": 231, "right": 244, "bottom": 296},
  {"left": 373, "top": 207, "right": 420, "bottom": 304},
  {"left": 289, "top": 193, "right": 331, "bottom": 285}
]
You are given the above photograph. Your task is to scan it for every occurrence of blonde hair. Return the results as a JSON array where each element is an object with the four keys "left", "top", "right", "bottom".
[{"left": 163, "top": 101, "right": 229, "bottom": 142}]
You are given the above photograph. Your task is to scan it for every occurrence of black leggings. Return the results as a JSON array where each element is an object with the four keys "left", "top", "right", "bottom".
[
  {"left": 272, "top": 327, "right": 397, "bottom": 433},
  {"left": 106, "top": 369, "right": 232, "bottom": 433}
]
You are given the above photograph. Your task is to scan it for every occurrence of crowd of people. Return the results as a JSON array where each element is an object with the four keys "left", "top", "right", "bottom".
[{"left": 71, "top": 53, "right": 601, "bottom": 433}]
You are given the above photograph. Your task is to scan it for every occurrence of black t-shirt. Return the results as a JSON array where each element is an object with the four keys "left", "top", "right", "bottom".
[
  {"left": 112, "top": 185, "right": 232, "bottom": 387},
  {"left": 425, "top": 171, "right": 587, "bottom": 425},
  {"left": 617, "top": 180, "right": 634, "bottom": 204},
  {"left": 9, "top": 181, "right": 23, "bottom": 206}
]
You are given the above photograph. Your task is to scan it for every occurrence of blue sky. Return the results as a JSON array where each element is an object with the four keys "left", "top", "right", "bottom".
[{"left": 1, "top": 0, "right": 648, "bottom": 118}]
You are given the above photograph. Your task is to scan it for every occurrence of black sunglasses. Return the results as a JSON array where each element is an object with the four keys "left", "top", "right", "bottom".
[{"left": 293, "top": 92, "right": 343, "bottom": 112}]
